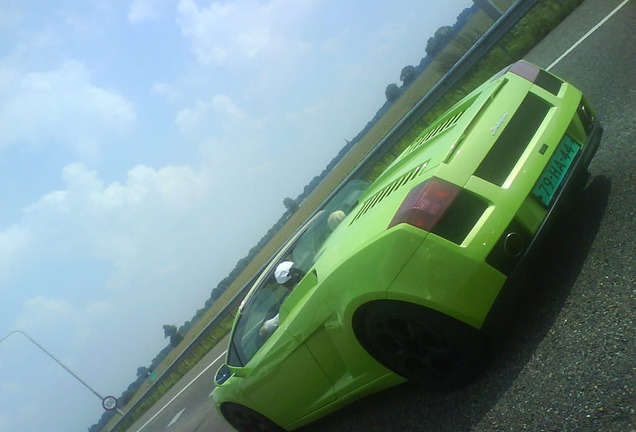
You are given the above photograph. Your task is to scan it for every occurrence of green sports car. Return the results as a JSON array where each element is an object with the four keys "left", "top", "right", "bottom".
[{"left": 213, "top": 60, "right": 602, "bottom": 431}]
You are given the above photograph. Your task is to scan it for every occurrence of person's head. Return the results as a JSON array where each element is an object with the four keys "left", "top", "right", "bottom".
[
  {"left": 327, "top": 210, "right": 346, "bottom": 231},
  {"left": 274, "top": 261, "right": 303, "bottom": 289}
]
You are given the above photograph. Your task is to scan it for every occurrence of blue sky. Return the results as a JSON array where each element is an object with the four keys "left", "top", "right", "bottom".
[{"left": 0, "top": 1, "right": 473, "bottom": 430}]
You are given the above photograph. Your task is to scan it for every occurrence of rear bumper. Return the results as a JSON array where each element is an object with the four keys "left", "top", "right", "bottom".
[{"left": 482, "top": 115, "right": 603, "bottom": 330}]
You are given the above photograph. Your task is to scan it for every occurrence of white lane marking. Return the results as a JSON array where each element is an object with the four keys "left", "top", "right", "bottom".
[
  {"left": 134, "top": 350, "right": 227, "bottom": 432},
  {"left": 546, "top": 0, "right": 631, "bottom": 71},
  {"left": 167, "top": 408, "right": 186, "bottom": 428}
]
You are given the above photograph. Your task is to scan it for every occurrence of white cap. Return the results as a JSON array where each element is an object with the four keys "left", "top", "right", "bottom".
[{"left": 274, "top": 261, "right": 294, "bottom": 284}]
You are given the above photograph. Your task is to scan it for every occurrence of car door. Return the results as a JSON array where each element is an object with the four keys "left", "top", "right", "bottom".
[{"left": 224, "top": 277, "right": 337, "bottom": 427}]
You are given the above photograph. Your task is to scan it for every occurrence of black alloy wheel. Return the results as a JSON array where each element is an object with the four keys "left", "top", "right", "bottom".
[
  {"left": 355, "top": 301, "right": 484, "bottom": 387},
  {"left": 220, "top": 402, "right": 285, "bottom": 432}
]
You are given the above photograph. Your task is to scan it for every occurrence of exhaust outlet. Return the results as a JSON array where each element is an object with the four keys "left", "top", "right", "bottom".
[{"left": 503, "top": 232, "right": 525, "bottom": 257}]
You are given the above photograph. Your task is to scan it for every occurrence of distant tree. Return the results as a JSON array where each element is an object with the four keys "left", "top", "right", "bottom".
[
  {"left": 283, "top": 197, "right": 299, "bottom": 213},
  {"left": 425, "top": 25, "right": 454, "bottom": 57},
  {"left": 400, "top": 65, "right": 416, "bottom": 85},
  {"left": 120, "top": 389, "right": 135, "bottom": 405},
  {"left": 216, "top": 276, "right": 232, "bottom": 292},
  {"left": 419, "top": 55, "right": 433, "bottom": 70},
  {"left": 136, "top": 366, "right": 149, "bottom": 379},
  {"left": 88, "top": 409, "right": 117, "bottom": 432},
  {"left": 150, "top": 345, "right": 172, "bottom": 370},
  {"left": 209, "top": 288, "right": 222, "bottom": 302},
  {"left": 235, "top": 256, "right": 248, "bottom": 271},
  {"left": 455, "top": 6, "right": 476, "bottom": 28},
  {"left": 434, "top": 29, "right": 482, "bottom": 74},
  {"left": 385, "top": 83, "right": 400, "bottom": 102},
  {"left": 162, "top": 324, "right": 177, "bottom": 339},
  {"left": 170, "top": 332, "right": 184, "bottom": 347},
  {"left": 303, "top": 176, "right": 320, "bottom": 196}
]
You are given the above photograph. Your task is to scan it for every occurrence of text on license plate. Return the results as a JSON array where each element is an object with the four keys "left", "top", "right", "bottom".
[{"left": 532, "top": 135, "right": 580, "bottom": 206}]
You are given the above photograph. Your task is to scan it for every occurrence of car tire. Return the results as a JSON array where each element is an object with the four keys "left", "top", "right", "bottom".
[
  {"left": 354, "top": 301, "right": 485, "bottom": 387},
  {"left": 220, "top": 402, "right": 285, "bottom": 432}
]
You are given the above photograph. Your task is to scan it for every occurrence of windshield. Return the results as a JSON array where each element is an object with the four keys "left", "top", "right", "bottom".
[
  {"left": 230, "top": 276, "right": 290, "bottom": 365},
  {"left": 292, "top": 179, "right": 369, "bottom": 271},
  {"left": 227, "top": 180, "right": 369, "bottom": 366}
]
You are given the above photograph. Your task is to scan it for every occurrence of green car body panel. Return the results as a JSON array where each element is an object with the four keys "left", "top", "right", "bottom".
[{"left": 213, "top": 61, "right": 602, "bottom": 431}]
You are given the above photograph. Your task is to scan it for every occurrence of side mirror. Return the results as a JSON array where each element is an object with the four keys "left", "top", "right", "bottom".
[
  {"left": 215, "top": 364, "right": 232, "bottom": 386},
  {"left": 215, "top": 364, "right": 253, "bottom": 386},
  {"left": 228, "top": 365, "right": 252, "bottom": 378}
]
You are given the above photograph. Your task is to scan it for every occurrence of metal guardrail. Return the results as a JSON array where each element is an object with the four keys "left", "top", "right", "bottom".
[
  {"left": 328, "top": 0, "right": 540, "bottom": 190},
  {"left": 108, "top": 0, "right": 540, "bottom": 429}
]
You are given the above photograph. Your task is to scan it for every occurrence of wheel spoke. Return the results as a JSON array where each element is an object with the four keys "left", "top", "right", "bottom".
[
  {"left": 360, "top": 302, "right": 484, "bottom": 384},
  {"left": 369, "top": 314, "right": 465, "bottom": 377}
]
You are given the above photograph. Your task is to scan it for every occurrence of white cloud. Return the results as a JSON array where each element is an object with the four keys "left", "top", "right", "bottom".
[
  {"left": 0, "top": 60, "right": 136, "bottom": 160},
  {"left": 16, "top": 296, "right": 75, "bottom": 330},
  {"left": 175, "top": 101, "right": 207, "bottom": 130},
  {"left": 177, "top": 0, "right": 315, "bottom": 65},
  {"left": 211, "top": 94, "right": 243, "bottom": 117},
  {"left": 11, "top": 294, "right": 116, "bottom": 351},
  {"left": 117, "top": 163, "right": 210, "bottom": 209},
  {"left": 1, "top": 160, "right": 245, "bottom": 386},
  {"left": 152, "top": 82, "right": 181, "bottom": 102},
  {"left": 175, "top": 94, "right": 244, "bottom": 131},
  {"left": 128, "top": 0, "right": 161, "bottom": 23},
  {"left": 85, "top": 300, "right": 115, "bottom": 317},
  {"left": 0, "top": 224, "right": 34, "bottom": 287},
  {"left": 0, "top": 226, "right": 32, "bottom": 265},
  {"left": 27, "top": 162, "right": 210, "bottom": 229},
  {"left": 18, "top": 162, "right": 223, "bottom": 294}
]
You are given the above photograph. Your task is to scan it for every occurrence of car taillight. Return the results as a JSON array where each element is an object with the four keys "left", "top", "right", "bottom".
[
  {"left": 507, "top": 60, "right": 563, "bottom": 95},
  {"left": 490, "top": 60, "right": 539, "bottom": 83},
  {"left": 387, "top": 178, "right": 461, "bottom": 231},
  {"left": 508, "top": 60, "right": 541, "bottom": 82}
]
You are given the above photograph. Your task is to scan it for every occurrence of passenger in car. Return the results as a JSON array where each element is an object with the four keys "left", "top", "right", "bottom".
[
  {"left": 259, "top": 261, "right": 304, "bottom": 337},
  {"left": 328, "top": 210, "right": 346, "bottom": 231}
]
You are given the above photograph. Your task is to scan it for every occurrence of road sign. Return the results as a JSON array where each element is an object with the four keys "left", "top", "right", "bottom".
[{"left": 102, "top": 396, "right": 118, "bottom": 411}]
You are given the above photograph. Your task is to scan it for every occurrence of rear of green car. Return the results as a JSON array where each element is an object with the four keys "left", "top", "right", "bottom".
[
  {"left": 339, "top": 60, "right": 601, "bottom": 329},
  {"left": 213, "top": 61, "right": 602, "bottom": 431}
]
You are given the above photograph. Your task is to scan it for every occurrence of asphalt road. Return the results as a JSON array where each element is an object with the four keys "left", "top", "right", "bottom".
[
  {"left": 124, "top": 333, "right": 230, "bottom": 432},
  {"left": 126, "top": 1, "right": 635, "bottom": 431}
]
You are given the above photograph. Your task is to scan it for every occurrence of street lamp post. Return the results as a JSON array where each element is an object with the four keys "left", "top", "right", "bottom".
[{"left": 0, "top": 330, "right": 125, "bottom": 416}]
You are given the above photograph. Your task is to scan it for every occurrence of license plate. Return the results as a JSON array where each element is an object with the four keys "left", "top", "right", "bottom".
[{"left": 532, "top": 135, "right": 580, "bottom": 206}]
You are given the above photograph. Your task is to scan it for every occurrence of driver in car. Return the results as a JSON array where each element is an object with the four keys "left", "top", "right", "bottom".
[{"left": 259, "top": 261, "right": 303, "bottom": 337}]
